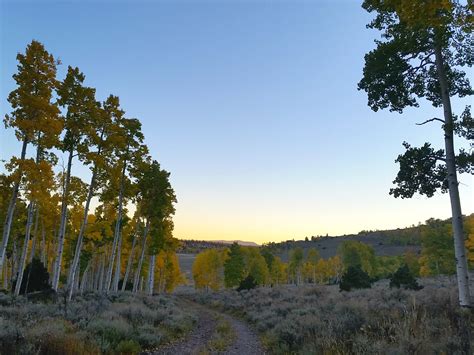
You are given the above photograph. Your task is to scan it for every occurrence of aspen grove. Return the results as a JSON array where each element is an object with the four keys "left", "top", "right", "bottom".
[{"left": 0, "top": 40, "right": 183, "bottom": 297}]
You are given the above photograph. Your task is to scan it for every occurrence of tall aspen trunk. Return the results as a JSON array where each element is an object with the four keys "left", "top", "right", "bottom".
[
  {"left": 14, "top": 202, "right": 35, "bottom": 296},
  {"left": 12, "top": 240, "right": 18, "bottom": 286},
  {"left": 93, "top": 257, "right": 100, "bottom": 291},
  {"left": 47, "top": 230, "right": 56, "bottom": 274},
  {"left": 52, "top": 148, "right": 74, "bottom": 291},
  {"left": 29, "top": 207, "right": 40, "bottom": 264},
  {"left": 121, "top": 231, "right": 138, "bottom": 291},
  {"left": 14, "top": 142, "right": 41, "bottom": 296},
  {"left": 105, "top": 158, "right": 128, "bottom": 292},
  {"left": 0, "top": 138, "right": 28, "bottom": 271},
  {"left": 24, "top": 207, "right": 40, "bottom": 296},
  {"left": 3, "top": 260, "right": 8, "bottom": 289},
  {"left": 147, "top": 254, "right": 156, "bottom": 296},
  {"left": 73, "top": 264, "right": 80, "bottom": 294},
  {"left": 98, "top": 253, "right": 105, "bottom": 292},
  {"left": 133, "top": 221, "right": 149, "bottom": 293},
  {"left": 112, "top": 231, "right": 122, "bottom": 292},
  {"left": 80, "top": 260, "right": 91, "bottom": 294},
  {"left": 40, "top": 221, "right": 46, "bottom": 266},
  {"left": 435, "top": 44, "right": 471, "bottom": 307},
  {"left": 67, "top": 168, "right": 98, "bottom": 299}
]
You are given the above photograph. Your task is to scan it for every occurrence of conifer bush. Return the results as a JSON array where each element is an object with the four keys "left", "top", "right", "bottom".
[
  {"left": 339, "top": 266, "right": 372, "bottom": 291},
  {"left": 389, "top": 264, "right": 423, "bottom": 290},
  {"left": 237, "top": 275, "right": 257, "bottom": 291},
  {"left": 12, "top": 258, "right": 51, "bottom": 294}
]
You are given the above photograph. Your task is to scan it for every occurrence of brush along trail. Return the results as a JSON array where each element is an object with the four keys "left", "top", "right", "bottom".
[{"left": 150, "top": 298, "right": 264, "bottom": 354}]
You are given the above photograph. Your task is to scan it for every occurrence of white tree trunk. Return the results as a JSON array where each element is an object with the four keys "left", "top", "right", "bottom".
[
  {"left": 0, "top": 138, "right": 28, "bottom": 272},
  {"left": 52, "top": 149, "right": 74, "bottom": 291},
  {"left": 29, "top": 207, "right": 40, "bottom": 264},
  {"left": 12, "top": 239, "right": 18, "bottom": 286},
  {"left": 121, "top": 231, "right": 137, "bottom": 291},
  {"left": 105, "top": 159, "right": 128, "bottom": 292},
  {"left": 73, "top": 264, "right": 80, "bottom": 294},
  {"left": 80, "top": 261, "right": 89, "bottom": 294},
  {"left": 93, "top": 257, "right": 100, "bottom": 291},
  {"left": 132, "top": 221, "right": 149, "bottom": 293},
  {"left": 98, "top": 253, "right": 105, "bottom": 293},
  {"left": 112, "top": 230, "right": 122, "bottom": 292},
  {"left": 147, "top": 254, "right": 156, "bottom": 296},
  {"left": 3, "top": 260, "right": 8, "bottom": 290},
  {"left": 67, "top": 168, "right": 97, "bottom": 298},
  {"left": 435, "top": 44, "right": 471, "bottom": 307},
  {"left": 40, "top": 221, "right": 46, "bottom": 266},
  {"left": 14, "top": 202, "right": 35, "bottom": 296}
]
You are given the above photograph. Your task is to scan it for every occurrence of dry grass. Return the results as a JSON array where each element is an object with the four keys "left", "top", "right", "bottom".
[
  {"left": 0, "top": 292, "right": 197, "bottom": 354},
  {"left": 191, "top": 277, "right": 474, "bottom": 354}
]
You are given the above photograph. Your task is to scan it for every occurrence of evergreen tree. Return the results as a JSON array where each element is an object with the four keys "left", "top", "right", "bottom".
[{"left": 224, "top": 242, "right": 245, "bottom": 288}]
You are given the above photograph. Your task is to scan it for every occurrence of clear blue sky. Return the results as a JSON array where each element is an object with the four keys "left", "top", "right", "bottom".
[{"left": 1, "top": 0, "right": 473, "bottom": 243}]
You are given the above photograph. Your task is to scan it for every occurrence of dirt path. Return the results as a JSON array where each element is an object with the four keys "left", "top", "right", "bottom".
[
  {"left": 151, "top": 300, "right": 264, "bottom": 354},
  {"left": 219, "top": 313, "right": 265, "bottom": 355}
]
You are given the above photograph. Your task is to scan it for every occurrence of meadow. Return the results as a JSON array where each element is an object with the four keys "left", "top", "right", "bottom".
[
  {"left": 0, "top": 292, "right": 197, "bottom": 354},
  {"left": 191, "top": 277, "right": 473, "bottom": 354}
]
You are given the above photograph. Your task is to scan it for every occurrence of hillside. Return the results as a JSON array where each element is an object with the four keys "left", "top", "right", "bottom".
[
  {"left": 265, "top": 227, "right": 423, "bottom": 261},
  {"left": 176, "top": 239, "right": 259, "bottom": 254}
]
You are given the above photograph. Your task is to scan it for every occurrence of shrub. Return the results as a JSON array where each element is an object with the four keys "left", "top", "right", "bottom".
[
  {"left": 237, "top": 275, "right": 257, "bottom": 291},
  {"left": 390, "top": 264, "right": 423, "bottom": 290},
  {"left": 12, "top": 258, "right": 51, "bottom": 294},
  {"left": 135, "top": 325, "right": 162, "bottom": 348},
  {"left": 87, "top": 318, "right": 132, "bottom": 351},
  {"left": 339, "top": 266, "right": 372, "bottom": 291},
  {"left": 115, "top": 339, "right": 141, "bottom": 354}
]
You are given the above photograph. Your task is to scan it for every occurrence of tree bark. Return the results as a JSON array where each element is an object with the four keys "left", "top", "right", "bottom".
[
  {"left": 98, "top": 253, "right": 105, "bottom": 293},
  {"left": 29, "top": 207, "right": 40, "bottom": 264},
  {"left": 52, "top": 148, "right": 74, "bottom": 291},
  {"left": 40, "top": 221, "right": 46, "bottom": 266},
  {"left": 67, "top": 167, "right": 98, "bottom": 299},
  {"left": 112, "top": 230, "right": 122, "bottom": 292},
  {"left": 121, "top": 230, "right": 138, "bottom": 291},
  {"left": 14, "top": 141, "right": 42, "bottom": 297},
  {"left": 14, "top": 201, "right": 35, "bottom": 296},
  {"left": 80, "top": 260, "right": 91, "bottom": 294},
  {"left": 12, "top": 239, "right": 18, "bottom": 285},
  {"left": 3, "top": 259, "right": 8, "bottom": 289},
  {"left": 434, "top": 43, "right": 471, "bottom": 307},
  {"left": 147, "top": 254, "right": 156, "bottom": 296},
  {"left": 105, "top": 158, "right": 128, "bottom": 292},
  {"left": 0, "top": 138, "right": 28, "bottom": 271},
  {"left": 133, "top": 221, "right": 149, "bottom": 293}
]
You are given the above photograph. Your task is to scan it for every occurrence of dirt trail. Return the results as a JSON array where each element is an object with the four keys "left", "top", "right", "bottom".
[
  {"left": 219, "top": 313, "right": 264, "bottom": 355},
  {"left": 152, "top": 300, "right": 264, "bottom": 355}
]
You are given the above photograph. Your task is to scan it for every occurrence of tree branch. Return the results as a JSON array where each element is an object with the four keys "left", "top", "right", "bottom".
[
  {"left": 416, "top": 117, "right": 445, "bottom": 125},
  {"left": 432, "top": 155, "right": 446, "bottom": 163}
]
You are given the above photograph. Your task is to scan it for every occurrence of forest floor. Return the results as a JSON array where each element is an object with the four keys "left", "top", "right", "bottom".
[{"left": 152, "top": 298, "right": 265, "bottom": 354}]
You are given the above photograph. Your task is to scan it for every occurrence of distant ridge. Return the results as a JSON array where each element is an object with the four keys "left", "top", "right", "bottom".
[
  {"left": 212, "top": 240, "right": 259, "bottom": 247},
  {"left": 176, "top": 239, "right": 259, "bottom": 254}
]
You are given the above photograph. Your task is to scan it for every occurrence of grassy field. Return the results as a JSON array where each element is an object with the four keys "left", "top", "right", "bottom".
[
  {"left": 0, "top": 292, "right": 197, "bottom": 354},
  {"left": 191, "top": 276, "right": 474, "bottom": 354}
]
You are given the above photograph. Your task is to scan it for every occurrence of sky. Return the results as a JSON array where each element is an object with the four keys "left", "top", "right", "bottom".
[{"left": 1, "top": 0, "right": 473, "bottom": 244}]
